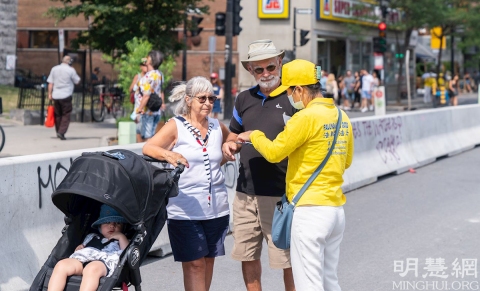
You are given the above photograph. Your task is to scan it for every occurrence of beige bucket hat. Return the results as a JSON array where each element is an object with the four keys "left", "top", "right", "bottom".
[{"left": 241, "top": 39, "right": 285, "bottom": 71}]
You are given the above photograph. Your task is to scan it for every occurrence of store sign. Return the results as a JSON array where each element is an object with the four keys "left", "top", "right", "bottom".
[
  {"left": 374, "top": 53, "right": 384, "bottom": 70},
  {"left": 317, "top": 0, "right": 400, "bottom": 25},
  {"left": 258, "top": 0, "right": 290, "bottom": 19}
]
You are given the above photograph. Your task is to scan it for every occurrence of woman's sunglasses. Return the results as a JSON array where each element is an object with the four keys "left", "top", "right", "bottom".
[
  {"left": 195, "top": 95, "right": 217, "bottom": 104},
  {"left": 253, "top": 65, "right": 277, "bottom": 74}
]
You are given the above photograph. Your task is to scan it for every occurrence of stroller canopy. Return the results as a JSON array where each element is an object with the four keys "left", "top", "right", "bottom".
[{"left": 52, "top": 149, "right": 176, "bottom": 226}]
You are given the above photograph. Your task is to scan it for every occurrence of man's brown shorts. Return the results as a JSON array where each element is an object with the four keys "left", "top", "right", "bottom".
[{"left": 231, "top": 192, "right": 291, "bottom": 269}]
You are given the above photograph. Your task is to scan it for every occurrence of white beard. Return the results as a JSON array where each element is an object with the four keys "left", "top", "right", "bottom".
[{"left": 258, "top": 75, "right": 280, "bottom": 90}]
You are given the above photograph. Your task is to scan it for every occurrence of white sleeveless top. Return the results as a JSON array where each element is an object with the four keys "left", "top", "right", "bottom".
[{"left": 167, "top": 117, "right": 229, "bottom": 220}]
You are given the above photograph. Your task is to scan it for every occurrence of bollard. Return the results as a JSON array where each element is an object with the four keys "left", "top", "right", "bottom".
[
  {"left": 118, "top": 121, "right": 136, "bottom": 145},
  {"left": 0, "top": 97, "right": 3, "bottom": 115}
]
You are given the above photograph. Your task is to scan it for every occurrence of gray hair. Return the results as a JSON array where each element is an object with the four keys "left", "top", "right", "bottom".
[
  {"left": 169, "top": 76, "right": 214, "bottom": 116},
  {"left": 148, "top": 50, "right": 164, "bottom": 70}
]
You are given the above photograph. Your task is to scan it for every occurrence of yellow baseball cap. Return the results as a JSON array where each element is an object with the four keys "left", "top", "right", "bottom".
[{"left": 270, "top": 59, "right": 321, "bottom": 97}]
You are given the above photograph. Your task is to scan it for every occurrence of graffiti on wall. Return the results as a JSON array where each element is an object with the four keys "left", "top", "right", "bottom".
[
  {"left": 222, "top": 155, "right": 240, "bottom": 191},
  {"left": 352, "top": 116, "right": 403, "bottom": 164},
  {"left": 37, "top": 158, "right": 73, "bottom": 209}
]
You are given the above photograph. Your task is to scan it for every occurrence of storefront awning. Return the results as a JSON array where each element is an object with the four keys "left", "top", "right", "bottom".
[{"left": 415, "top": 43, "right": 437, "bottom": 61}]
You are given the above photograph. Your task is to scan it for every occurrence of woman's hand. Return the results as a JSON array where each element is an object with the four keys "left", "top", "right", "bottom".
[
  {"left": 75, "top": 244, "right": 84, "bottom": 251},
  {"left": 222, "top": 141, "right": 239, "bottom": 161},
  {"left": 165, "top": 151, "right": 189, "bottom": 168},
  {"left": 237, "top": 131, "right": 253, "bottom": 143}
]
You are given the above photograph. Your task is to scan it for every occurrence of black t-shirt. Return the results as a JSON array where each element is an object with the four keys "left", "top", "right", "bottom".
[{"left": 229, "top": 85, "right": 297, "bottom": 197}]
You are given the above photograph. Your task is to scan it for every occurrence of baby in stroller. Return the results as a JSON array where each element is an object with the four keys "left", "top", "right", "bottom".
[{"left": 48, "top": 204, "right": 129, "bottom": 291}]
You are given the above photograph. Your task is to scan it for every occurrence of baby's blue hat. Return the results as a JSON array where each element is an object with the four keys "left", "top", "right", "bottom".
[{"left": 91, "top": 204, "right": 127, "bottom": 228}]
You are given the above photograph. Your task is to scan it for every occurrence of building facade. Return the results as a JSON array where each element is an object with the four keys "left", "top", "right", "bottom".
[
  {"left": 238, "top": 0, "right": 411, "bottom": 101},
  {"left": 0, "top": 0, "right": 18, "bottom": 85},
  {"left": 14, "top": 0, "right": 237, "bottom": 87}
]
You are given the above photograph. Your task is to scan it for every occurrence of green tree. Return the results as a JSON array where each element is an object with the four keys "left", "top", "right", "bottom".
[
  {"left": 46, "top": 0, "right": 209, "bottom": 58},
  {"left": 103, "top": 37, "right": 176, "bottom": 96}
]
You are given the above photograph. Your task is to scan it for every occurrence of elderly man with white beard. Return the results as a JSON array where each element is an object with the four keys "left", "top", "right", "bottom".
[{"left": 222, "top": 39, "right": 297, "bottom": 291}]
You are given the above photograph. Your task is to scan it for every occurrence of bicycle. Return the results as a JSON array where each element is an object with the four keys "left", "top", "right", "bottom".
[
  {"left": 91, "top": 85, "right": 125, "bottom": 122},
  {"left": 0, "top": 124, "right": 4, "bottom": 152}
]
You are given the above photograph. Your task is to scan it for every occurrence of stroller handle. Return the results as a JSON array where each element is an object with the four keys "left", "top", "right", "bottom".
[
  {"left": 171, "top": 163, "right": 185, "bottom": 181},
  {"left": 142, "top": 155, "right": 167, "bottom": 163},
  {"left": 142, "top": 155, "right": 185, "bottom": 180}
]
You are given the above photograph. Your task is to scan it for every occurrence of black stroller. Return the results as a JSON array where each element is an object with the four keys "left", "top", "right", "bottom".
[{"left": 29, "top": 149, "right": 184, "bottom": 291}]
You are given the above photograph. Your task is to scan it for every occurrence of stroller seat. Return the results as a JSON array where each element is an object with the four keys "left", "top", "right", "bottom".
[{"left": 29, "top": 150, "right": 184, "bottom": 291}]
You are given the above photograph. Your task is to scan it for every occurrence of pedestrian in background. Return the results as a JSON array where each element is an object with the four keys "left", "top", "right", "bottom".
[
  {"left": 91, "top": 67, "right": 101, "bottom": 85},
  {"left": 143, "top": 76, "right": 234, "bottom": 291},
  {"left": 236, "top": 59, "right": 354, "bottom": 291},
  {"left": 325, "top": 73, "right": 339, "bottom": 100},
  {"left": 210, "top": 72, "right": 224, "bottom": 119},
  {"left": 135, "top": 50, "right": 166, "bottom": 141},
  {"left": 354, "top": 71, "right": 362, "bottom": 109},
  {"left": 449, "top": 74, "right": 459, "bottom": 106},
  {"left": 47, "top": 55, "right": 81, "bottom": 140},
  {"left": 360, "top": 69, "right": 373, "bottom": 113},
  {"left": 130, "top": 58, "right": 148, "bottom": 142},
  {"left": 222, "top": 39, "right": 296, "bottom": 291},
  {"left": 343, "top": 70, "right": 355, "bottom": 111}
]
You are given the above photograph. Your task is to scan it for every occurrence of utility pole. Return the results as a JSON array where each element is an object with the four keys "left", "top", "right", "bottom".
[
  {"left": 224, "top": 0, "right": 233, "bottom": 120},
  {"left": 182, "top": 13, "right": 187, "bottom": 81},
  {"left": 293, "top": 7, "right": 297, "bottom": 59},
  {"left": 451, "top": 34, "right": 455, "bottom": 76}
]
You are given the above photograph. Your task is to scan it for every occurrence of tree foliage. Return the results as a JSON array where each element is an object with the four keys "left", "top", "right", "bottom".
[
  {"left": 46, "top": 0, "right": 209, "bottom": 58},
  {"left": 103, "top": 37, "right": 176, "bottom": 96}
]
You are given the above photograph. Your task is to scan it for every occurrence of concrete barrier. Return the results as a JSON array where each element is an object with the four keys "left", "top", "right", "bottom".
[
  {"left": 1, "top": 105, "right": 480, "bottom": 291},
  {"left": 342, "top": 105, "right": 480, "bottom": 192}
]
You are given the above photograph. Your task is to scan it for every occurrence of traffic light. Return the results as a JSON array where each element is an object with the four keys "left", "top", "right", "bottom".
[
  {"left": 233, "top": 0, "right": 243, "bottom": 36},
  {"left": 300, "top": 30, "right": 310, "bottom": 46},
  {"left": 215, "top": 12, "right": 226, "bottom": 36},
  {"left": 395, "top": 52, "right": 405, "bottom": 59},
  {"left": 378, "top": 22, "right": 387, "bottom": 38},
  {"left": 373, "top": 37, "right": 387, "bottom": 53},
  {"left": 374, "top": 21, "right": 387, "bottom": 53},
  {"left": 190, "top": 16, "right": 203, "bottom": 37}
]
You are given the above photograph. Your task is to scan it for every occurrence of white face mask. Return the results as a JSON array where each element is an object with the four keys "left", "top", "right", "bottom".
[{"left": 287, "top": 88, "right": 305, "bottom": 110}]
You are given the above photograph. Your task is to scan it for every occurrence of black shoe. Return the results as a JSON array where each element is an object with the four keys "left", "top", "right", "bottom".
[{"left": 57, "top": 133, "right": 66, "bottom": 140}]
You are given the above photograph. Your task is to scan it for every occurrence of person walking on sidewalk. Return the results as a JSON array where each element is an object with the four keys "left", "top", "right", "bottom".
[
  {"left": 360, "top": 69, "right": 373, "bottom": 113},
  {"left": 135, "top": 50, "right": 166, "bottom": 141},
  {"left": 47, "top": 55, "right": 81, "bottom": 140},
  {"left": 222, "top": 39, "right": 296, "bottom": 291}
]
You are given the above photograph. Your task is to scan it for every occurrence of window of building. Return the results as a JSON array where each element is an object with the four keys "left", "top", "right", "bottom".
[
  {"left": 30, "top": 31, "right": 61, "bottom": 49},
  {"left": 17, "top": 30, "right": 82, "bottom": 49}
]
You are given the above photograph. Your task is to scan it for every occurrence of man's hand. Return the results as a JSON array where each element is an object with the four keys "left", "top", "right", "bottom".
[
  {"left": 222, "top": 141, "right": 239, "bottom": 161},
  {"left": 237, "top": 131, "right": 253, "bottom": 143},
  {"left": 48, "top": 94, "right": 53, "bottom": 101}
]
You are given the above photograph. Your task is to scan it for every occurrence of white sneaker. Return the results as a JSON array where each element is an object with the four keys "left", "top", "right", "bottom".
[
  {"left": 361, "top": 107, "right": 368, "bottom": 113},
  {"left": 344, "top": 107, "right": 351, "bottom": 111},
  {"left": 369, "top": 105, "right": 374, "bottom": 111}
]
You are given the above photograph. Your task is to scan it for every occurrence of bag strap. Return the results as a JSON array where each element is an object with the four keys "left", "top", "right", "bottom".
[{"left": 291, "top": 107, "right": 343, "bottom": 206}]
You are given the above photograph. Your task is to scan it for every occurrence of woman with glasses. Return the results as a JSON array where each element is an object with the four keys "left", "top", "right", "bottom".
[{"left": 143, "top": 76, "right": 235, "bottom": 291}]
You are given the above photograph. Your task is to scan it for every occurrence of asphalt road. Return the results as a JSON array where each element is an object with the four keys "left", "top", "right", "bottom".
[{"left": 133, "top": 146, "right": 480, "bottom": 291}]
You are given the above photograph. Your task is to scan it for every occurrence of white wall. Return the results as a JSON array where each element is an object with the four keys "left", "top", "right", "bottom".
[{"left": 1, "top": 105, "right": 480, "bottom": 291}]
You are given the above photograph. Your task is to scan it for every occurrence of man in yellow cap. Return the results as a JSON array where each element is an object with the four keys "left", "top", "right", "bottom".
[
  {"left": 222, "top": 39, "right": 296, "bottom": 291},
  {"left": 237, "top": 59, "right": 354, "bottom": 291}
]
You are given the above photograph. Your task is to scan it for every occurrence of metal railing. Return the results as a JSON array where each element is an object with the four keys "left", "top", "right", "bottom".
[{"left": 16, "top": 78, "right": 121, "bottom": 124}]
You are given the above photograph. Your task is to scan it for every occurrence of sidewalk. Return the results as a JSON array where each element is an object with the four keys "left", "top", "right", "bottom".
[
  {"left": 0, "top": 116, "right": 118, "bottom": 158},
  {"left": 0, "top": 92, "right": 477, "bottom": 158}
]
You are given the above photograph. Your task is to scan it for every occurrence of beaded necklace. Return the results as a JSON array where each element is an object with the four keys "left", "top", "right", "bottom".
[{"left": 176, "top": 116, "right": 214, "bottom": 207}]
